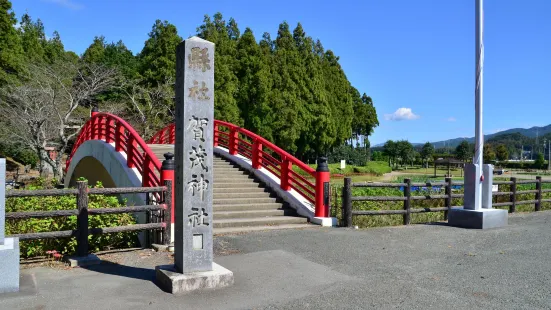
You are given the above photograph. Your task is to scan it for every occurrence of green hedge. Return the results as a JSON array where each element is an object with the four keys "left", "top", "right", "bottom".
[
  {"left": 499, "top": 161, "right": 548, "bottom": 170},
  {"left": 6, "top": 180, "right": 139, "bottom": 258}
]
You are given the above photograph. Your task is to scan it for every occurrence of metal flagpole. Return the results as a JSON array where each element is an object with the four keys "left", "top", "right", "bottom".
[
  {"left": 474, "top": 0, "right": 484, "bottom": 167},
  {"left": 472, "top": 0, "right": 484, "bottom": 209}
]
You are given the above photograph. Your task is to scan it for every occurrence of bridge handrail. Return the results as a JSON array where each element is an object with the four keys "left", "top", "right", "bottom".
[
  {"left": 67, "top": 112, "right": 162, "bottom": 189},
  {"left": 148, "top": 121, "right": 318, "bottom": 206}
]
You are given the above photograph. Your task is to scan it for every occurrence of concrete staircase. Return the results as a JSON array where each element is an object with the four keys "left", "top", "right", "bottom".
[{"left": 148, "top": 144, "right": 311, "bottom": 234}]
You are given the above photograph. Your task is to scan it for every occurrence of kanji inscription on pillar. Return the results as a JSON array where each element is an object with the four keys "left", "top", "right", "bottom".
[{"left": 174, "top": 37, "right": 215, "bottom": 273}]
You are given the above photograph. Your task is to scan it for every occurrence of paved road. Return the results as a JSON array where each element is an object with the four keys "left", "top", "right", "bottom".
[{"left": 2, "top": 212, "right": 551, "bottom": 309}]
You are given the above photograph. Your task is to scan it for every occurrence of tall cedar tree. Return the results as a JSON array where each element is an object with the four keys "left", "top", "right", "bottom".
[
  {"left": 196, "top": 14, "right": 242, "bottom": 125},
  {"left": 0, "top": 0, "right": 24, "bottom": 85},
  {"left": 139, "top": 20, "right": 182, "bottom": 87}
]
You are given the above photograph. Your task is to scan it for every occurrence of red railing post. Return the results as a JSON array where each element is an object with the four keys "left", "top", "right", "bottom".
[
  {"left": 142, "top": 156, "right": 151, "bottom": 187},
  {"left": 161, "top": 153, "right": 175, "bottom": 227},
  {"left": 127, "top": 135, "right": 136, "bottom": 168},
  {"left": 280, "top": 158, "right": 292, "bottom": 191},
  {"left": 91, "top": 104, "right": 99, "bottom": 118},
  {"left": 169, "top": 125, "right": 175, "bottom": 144},
  {"left": 214, "top": 123, "right": 219, "bottom": 147},
  {"left": 229, "top": 127, "right": 238, "bottom": 155},
  {"left": 252, "top": 140, "right": 263, "bottom": 169},
  {"left": 115, "top": 122, "right": 124, "bottom": 152},
  {"left": 90, "top": 105, "right": 99, "bottom": 140},
  {"left": 100, "top": 117, "right": 107, "bottom": 140},
  {"left": 105, "top": 118, "right": 114, "bottom": 144},
  {"left": 315, "top": 157, "right": 330, "bottom": 217}
]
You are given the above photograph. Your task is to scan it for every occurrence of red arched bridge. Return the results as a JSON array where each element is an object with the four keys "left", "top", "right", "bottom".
[{"left": 65, "top": 112, "right": 332, "bottom": 237}]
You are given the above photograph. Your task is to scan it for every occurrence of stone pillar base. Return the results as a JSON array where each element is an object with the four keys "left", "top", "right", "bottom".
[
  {"left": 65, "top": 254, "right": 101, "bottom": 267},
  {"left": 155, "top": 263, "right": 234, "bottom": 294},
  {"left": 448, "top": 207, "right": 508, "bottom": 229},
  {"left": 0, "top": 237, "right": 20, "bottom": 294},
  {"left": 311, "top": 217, "right": 338, "bottom": 227}
]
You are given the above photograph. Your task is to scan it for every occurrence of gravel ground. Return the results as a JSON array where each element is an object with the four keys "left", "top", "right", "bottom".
[{"left": 2, "top": 211, "right": 551, "bottom": 310}]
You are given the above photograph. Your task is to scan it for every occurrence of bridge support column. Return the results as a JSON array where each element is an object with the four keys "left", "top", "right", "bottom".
[{"left": 312, "top": 157, "right": 337, "bottom": 227}]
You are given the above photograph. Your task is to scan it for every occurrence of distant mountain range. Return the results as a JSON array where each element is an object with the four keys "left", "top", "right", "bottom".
[{"left": 374, "top": 124, "right": 551, "bottom": 148}]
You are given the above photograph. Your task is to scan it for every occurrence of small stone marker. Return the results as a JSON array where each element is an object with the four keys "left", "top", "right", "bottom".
[
  {"left": 155, "top": 37, "right": 233, "bottom": 294},
  {"left": 340, "top": 160, "right": 346, "bottom": 170},
  {"left": 0, "top": 158, "right": 20, "bottom": 293}
]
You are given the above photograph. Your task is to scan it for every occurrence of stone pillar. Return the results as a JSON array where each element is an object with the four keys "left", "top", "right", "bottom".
[
  {"left": 449, "top": 162, "right": 507, "bottom": 229},
  {"left": 155, "top": 37, "right": 233, "bottom": 294},
  {"left": 0, "top": 158, "right": 20, "bottom": 293}
]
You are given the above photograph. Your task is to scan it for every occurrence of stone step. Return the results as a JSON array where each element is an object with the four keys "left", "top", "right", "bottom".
[
  {"left": 213, "top": 203, "right": 283, "bottom": 212},
  {"left": 214, "top": 176, "right": 254, "bottom": 182},
  {"left": 213, "top": 192, "right": 272, "bottom": 199},
  {"left": 213, "top": 163, "right": 235, "bottom": 167},
  {"left": 213, "top": 216, "right": 308, "bottom": 228},
  {"left": 213, "top": 168, "right": 246, "bottom": 173},
  {"left": 214, "top": 209, "right": 294, "bottom": 220},
  {"left": 214, "top": 182, "right": 262, "bottom": 189},
  {"left": 213, "top": 197, "right": 277, "bottom": 205},
  {"left": 214, "top": 187, "right": 268, "bottom": 194},
  {"left": 214, "top": 223, "right": 315, "bottom": 235}
]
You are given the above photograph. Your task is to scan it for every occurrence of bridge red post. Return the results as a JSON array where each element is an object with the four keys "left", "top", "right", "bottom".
[
  {"left": 169, "top": 125, "right": 175, "bottom": 144},
  {"left": 127, "top": 136, "right": 136, "bottom": 168},
  {"left": 115, "top": 123, "right": 124, "bottom": 152},
  {"left": 105, "top": 118, "right": 114, "bottom": 144},
  {"left": 280, "top": 158, "right": 292, "bottom": 191},
  {"left": 252, "top": 140, "right": 262, "bottom": 169},
  {"left": 213, "top": 123, "right": 219, "bottom": 147},
  {"left": 161, "top": 153, "right": 175, "bottom": 225},
  {"left": 315, "top": 157, "right": 330, "bottom": 218},
  {"left": 229, "top": 128, "right": 238, "bottom": 155},
  {"left": 91, "top": 105, "right": 99, "bottom": 140}
]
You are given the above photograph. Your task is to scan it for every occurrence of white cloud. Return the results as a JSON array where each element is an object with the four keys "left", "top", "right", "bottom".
[
  {"left": 43, "top": 0, "right": 83, "bottom": 10},
  {"left": 384, "top": 108, "right": 420, "bottom": 121},
  {"left": 447, "top": 117, "right": 457, "bottom": 122}
]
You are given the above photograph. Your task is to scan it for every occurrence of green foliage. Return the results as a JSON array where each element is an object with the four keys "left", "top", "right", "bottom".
[
  {"left": 483, "top": 144, "right": 496, "bottom": 162},
  {"left": 535, "top": 153, "right": 545, "bottom": 169},
  {"left": 382, "top": 140, "right": 397, "bottom": 167},
  {"left": 5, "top": 181, "right": 139, "bottom": 258},
  {"left": 139, "top": 19, "right": 182, "bottom": 87},
  {"left": 455, "top": 140, "right": 471, "bottom": 162},
  {"left": 327, "top": 145, "right": 370, "bottom": 166},
  {"left": 420, "top": 142, "right": 434, "bottom": 168},
  {"left": 0, "top": 0, "right": 24, "bottom": 85},
  {"left": 0, "top": 142, "right": 39, "bottom": 167},
  {"left": 496, "top": 144, "right": 509, "bottom": 161},
  {"left": 352, "top": 162, "right": 391, "bottom": 176}
]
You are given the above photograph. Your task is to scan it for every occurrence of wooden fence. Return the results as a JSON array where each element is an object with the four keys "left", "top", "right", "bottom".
[
  {"left": 5, "top": 180, "right": 172, "bottom": 257},
  {"left": 341, "top": 177, "right": 551, "bottom": 227}
]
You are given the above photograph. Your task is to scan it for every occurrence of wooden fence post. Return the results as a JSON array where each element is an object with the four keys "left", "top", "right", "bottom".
[
  {"left": 510, "top": 177, "right": 517, "bottom": 213},
  {"left": 163, "top": 180, "right": 172, "bottom": 245},
  {"left": 535, "top": 176, "right": 542, "bottom": 212},
  {"left": 342, "top": 177, "right": 352, "bottom": 227},
  {"left": 444, "top": 177, "right": 452, "bottom": 220},
  {"left": 403, "top": 179, "right": 411, "bottom": 225},
  {"left": 76, "top": 180, "right": 89, "bottom": 257},
  {"left": 333, "top": 185, "right": 338, "bottom": 218}
]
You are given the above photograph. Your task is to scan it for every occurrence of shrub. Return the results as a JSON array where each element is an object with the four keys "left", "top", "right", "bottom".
[{"left": 6, "top": 180, "right": 139, "bottom": 258}]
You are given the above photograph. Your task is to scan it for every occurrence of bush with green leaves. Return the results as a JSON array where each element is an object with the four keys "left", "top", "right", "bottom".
[
  {"left": 6, "top": 180, "right": 139, "bottom": 258},
  {"left": 0, "top": 142, "right": 39, "bottom": 167}
]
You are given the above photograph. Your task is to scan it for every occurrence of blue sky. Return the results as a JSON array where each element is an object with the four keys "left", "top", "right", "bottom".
[{"left": 12, "top": 0, "right": 551, "bottom": 146}]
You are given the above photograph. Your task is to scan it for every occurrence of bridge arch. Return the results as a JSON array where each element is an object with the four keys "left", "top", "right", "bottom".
[{"left": 64, "top": 140, "right": 145, "bottom": 207}]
